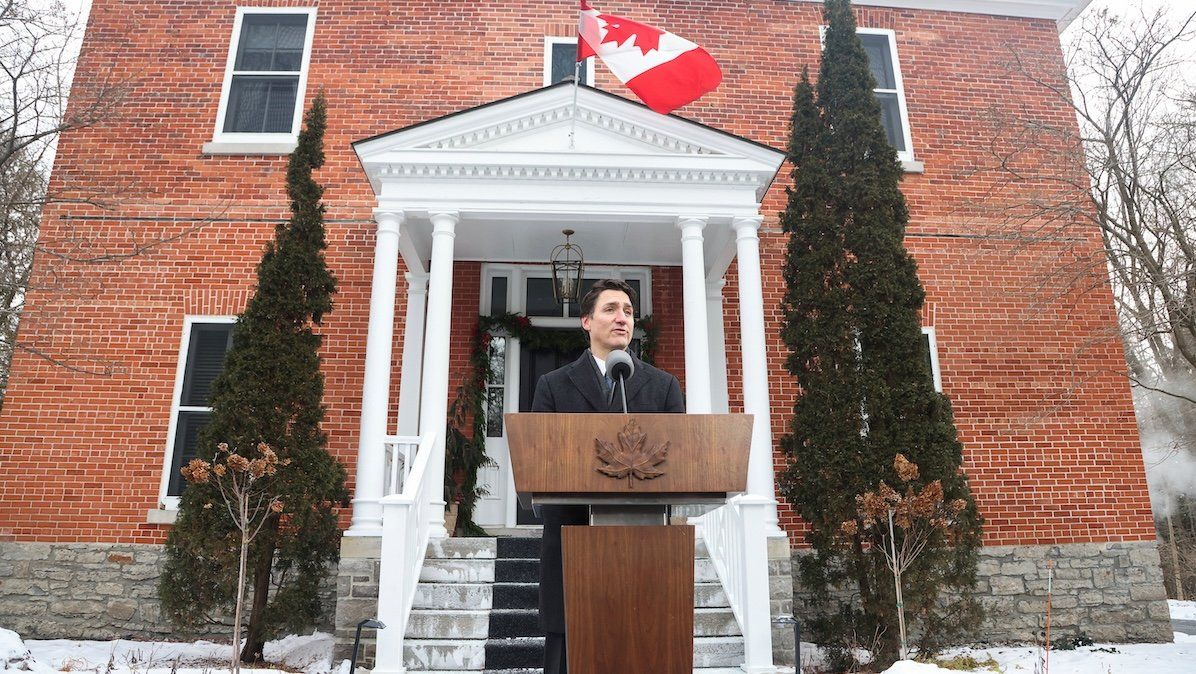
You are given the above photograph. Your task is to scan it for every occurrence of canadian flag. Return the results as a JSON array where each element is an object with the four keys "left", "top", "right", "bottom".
[{"left": 576, "top": 1, "right": 722, "bottom": 114}]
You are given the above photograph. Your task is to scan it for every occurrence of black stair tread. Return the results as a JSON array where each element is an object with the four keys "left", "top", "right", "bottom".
[
  {"left": 493, "top": 582, "right": 539, "bottom": 609},
  {"left": 488, "top": 608, "right": 542, "bottom": 638},
  {"left": 497, "top": 536, "right": 542, "bottom": 559},
  {"left": 485, "top": 635, "right": 545, "bottom": 670},
  {"left": 495, "top": 558, "right": 540, "bottom": 582}
]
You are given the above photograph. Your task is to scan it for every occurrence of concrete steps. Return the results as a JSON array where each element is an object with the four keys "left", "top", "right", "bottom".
[{"left": 399, "top": 536, "right": 744, "bottom": 672}]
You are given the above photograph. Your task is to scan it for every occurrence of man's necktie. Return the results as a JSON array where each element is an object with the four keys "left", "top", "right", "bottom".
[{"left": 604, "top": 374, "right": 615, "bottom": 393}]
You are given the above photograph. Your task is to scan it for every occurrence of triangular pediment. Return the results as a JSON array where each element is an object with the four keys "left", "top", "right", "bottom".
[
  {"left": 352, "top": 82, "right": 785, "bottom": 230},
  {"left": 354, "top": 82, "right": 779, "bottom": 165},
  {"left": 413, "top": 102, "right": 727, "bottom": 156}
]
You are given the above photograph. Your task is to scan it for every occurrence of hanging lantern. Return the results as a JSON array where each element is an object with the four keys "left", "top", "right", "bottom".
[{"left": 551, "top": 229, "right": 585, "bottom": 306}]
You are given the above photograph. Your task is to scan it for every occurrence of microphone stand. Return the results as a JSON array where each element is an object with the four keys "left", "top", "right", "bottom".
[{"left": 607, "top": 372, "right": 630, "bottom": 413}]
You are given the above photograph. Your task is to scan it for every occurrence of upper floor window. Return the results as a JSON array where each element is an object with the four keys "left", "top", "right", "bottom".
[
  {"left": 858, "top": 28, "right": 913, "bottom": 161},
  {"left": 161, "top": 318, "right": 235, "bottom": 504},
  {"left": 208, "top": 8, "right": 316, "bottom": 152},
  {"left": 544, "top": 37, "right": 594, "bottom": 87}
]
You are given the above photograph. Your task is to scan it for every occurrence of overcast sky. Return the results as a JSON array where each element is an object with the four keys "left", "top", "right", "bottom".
[
  {"left": 49, "top": 0, "right": 1192, "bottom": 52},
  {"left": 49, "top": 0, "right": 1193, "bottom": 37}
]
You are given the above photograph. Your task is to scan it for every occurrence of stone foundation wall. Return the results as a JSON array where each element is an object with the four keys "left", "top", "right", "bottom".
[
  {"left": 974, "top": 541, "right": 1171, "bottom": 643},
  {"left": 2, "top": 537, "right": 1169, "bottom": 658},
  {"left": 790, "top": 540, "right": 1172, "bottom": 645},
  {"left": 332, "top": 537, "right": 382, "bottom": 666},
  {"left": 768, "top": 535, "right": 797, "bottom": 667},
  {"left": 0, "top": 542, "right": 185, "bottom": 640},
  {"left": 0, "top": 541, "right": 336, "bottom": 642}
]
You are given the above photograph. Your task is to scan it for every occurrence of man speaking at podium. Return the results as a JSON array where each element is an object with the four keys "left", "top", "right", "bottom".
[{"left": 530, "top": 278, "right": 684, "bottom": 674}]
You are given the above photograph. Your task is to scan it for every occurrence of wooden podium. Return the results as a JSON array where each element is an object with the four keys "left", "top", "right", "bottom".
[{"left": 505, "top": 413, "right": 752, "bottom": 674}]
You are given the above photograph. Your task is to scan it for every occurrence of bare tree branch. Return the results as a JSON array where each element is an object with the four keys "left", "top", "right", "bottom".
[
  {"left": 0, "top": 1, "right": 211, "bottom": 405},
  {"left": 971, "top": 4, "right": 1196, "bottom": 478}
]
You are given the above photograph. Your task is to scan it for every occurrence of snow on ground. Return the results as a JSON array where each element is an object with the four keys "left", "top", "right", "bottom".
[
  {"left": 927, "top": 640, "right": 1196, "bottom": 673},
  {"left": 881, "top": 662, "right": 947, "bottom": 674},
  {"left": 797, "top": 637, "right": 1196, "bottom": 673},
  {"left": 1170, "top": 599, "right": 1196, "bottom": 620},
  {"left": 14, "top": 632, "right": 334, "bottom": 674},
  {"left": 24, "top": 637, "right": 229, "bottom": 671},
  {"left": 261, "top": 633, "right": 333, "bottom": 673},
  {"left": 3, "top": 628, "right": 33, "bottom": 668},
  {"left": 4, "top": 598, "right": 1195, "bottom": 674}
]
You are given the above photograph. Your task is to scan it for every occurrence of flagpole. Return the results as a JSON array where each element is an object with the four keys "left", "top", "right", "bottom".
[{"left": 569, "top": 58, "right": 581, "bottom": 150}]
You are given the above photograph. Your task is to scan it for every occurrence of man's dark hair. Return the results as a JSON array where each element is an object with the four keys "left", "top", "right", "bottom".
[{"left": 579, "top": 278, "right": 637, "bottom": 318}]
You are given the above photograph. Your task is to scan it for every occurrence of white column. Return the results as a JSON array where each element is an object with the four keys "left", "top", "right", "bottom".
[
  {"left": 347, "top": 209, "right": 403, "bottom": 537},
  {"left": 706, "top": 279, "right": 729, "bottom": 414},
  {"left": 420, "top": 211, "right": 458, "bottom": 538},
  {"left": 396, "top": 272, "right": 428, "bottom": 436},
  {"left": 677, "top": 215, "right": 712, "bottom": 414},
  {"left": 732, "top": 216, "right": 782, "bottom": 532}
]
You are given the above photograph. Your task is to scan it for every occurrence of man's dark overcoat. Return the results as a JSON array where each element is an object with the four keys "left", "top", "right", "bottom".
[{"left": 530, "top": 349, "right": 684, "bottom": 633}]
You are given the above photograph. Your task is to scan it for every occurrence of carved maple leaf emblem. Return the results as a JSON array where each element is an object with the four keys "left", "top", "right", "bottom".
[
  {"left": 599, "top": 14, "right": 664, "bottom": 56},
  {"left": 595, "top": 418, "right": 669, "bottom": 486}
]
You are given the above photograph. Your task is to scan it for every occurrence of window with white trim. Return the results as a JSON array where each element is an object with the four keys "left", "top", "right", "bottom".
[
  {"left": 210, "top": 8, "right": 316, "bottom": 147},
  {"left": 858, "top": 29, "right": 914, "bottom": 161},
  {"left": 482, "top": 266, "right": 651, "bottom": 324},
  {"left": 922, "top": 326, "right": 943, "bottom": 393},
  {"left": 523, "top": 274, "right": 645, "bottom": 319},
  {"left": 544, "top": 37, "right": 594, "bottom": 86},
  {"left": 162, "top": 319, "right": 235, "bottom": 501}
]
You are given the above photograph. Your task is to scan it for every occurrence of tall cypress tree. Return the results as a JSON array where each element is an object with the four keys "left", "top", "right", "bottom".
[
  {"left": 779, "top": 1, "right": 982, "bottom": 663},
  {"left": 160, "top": 92, "right": 347, "bottom": 662}
]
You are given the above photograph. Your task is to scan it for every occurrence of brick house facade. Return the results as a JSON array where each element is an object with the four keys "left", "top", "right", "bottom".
[{"left": 0, "top": 0, "right": 1171, "bottom": 658}]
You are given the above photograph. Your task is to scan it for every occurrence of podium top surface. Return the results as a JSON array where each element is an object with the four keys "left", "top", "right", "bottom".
[{"left": 505, "top": 413, "right": 752, "bottom": 495}]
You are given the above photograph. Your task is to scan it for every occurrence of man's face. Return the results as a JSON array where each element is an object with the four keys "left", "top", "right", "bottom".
[{"left": 582, "top": 289, "right": 634, "bottom": 355}]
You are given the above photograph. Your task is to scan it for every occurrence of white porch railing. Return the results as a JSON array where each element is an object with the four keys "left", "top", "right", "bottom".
[
  {"left": 382, "top": 435, "right": 420, "bottom": 497},
  {"left": 697, "top": 494, "right": 776, "bottom": 673},
  {"left": 373, "top": 430, "right": 439, "bottom": 674}
]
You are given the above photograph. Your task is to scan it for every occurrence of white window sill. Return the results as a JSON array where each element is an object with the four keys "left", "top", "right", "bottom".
[
  {"left": 902, "top": 159, "right": 925, "bottom": 173},
  {"left": 202, "top": 140, "right": 297, "bottom": 155},
  {"left": 146, "top": 508, "right": 178, "bottom": 525}
]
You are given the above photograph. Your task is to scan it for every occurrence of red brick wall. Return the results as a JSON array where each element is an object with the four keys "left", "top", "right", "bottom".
[
  {"left": 647, "top": 267, "right": 685, "bottom": 387},
  {"left": 0, "top": 1, "right": 1153, "bottom": 547}
]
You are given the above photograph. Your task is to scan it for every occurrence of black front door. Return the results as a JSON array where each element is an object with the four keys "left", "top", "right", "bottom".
[{"left": 516, "top": 335, "right": 586, "bottom": 525}]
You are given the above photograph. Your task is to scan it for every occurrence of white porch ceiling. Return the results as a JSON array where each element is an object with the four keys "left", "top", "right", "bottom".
[{"left": 353, "top": 83, "right": 784, "bottom": 275}]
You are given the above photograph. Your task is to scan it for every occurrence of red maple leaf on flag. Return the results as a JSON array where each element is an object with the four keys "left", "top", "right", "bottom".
[{"left": 598, "top": 13, "right": 664, "bottom": 55}]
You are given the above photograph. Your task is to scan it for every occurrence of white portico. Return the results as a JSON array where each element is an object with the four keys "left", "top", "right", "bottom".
[{"left": 350, "top": 82, "right": 787, "bottom": 673}]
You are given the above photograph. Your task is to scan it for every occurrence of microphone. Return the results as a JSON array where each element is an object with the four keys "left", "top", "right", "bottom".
[{"left": 605, "top": 350, "right": 635, "bottom": 412}]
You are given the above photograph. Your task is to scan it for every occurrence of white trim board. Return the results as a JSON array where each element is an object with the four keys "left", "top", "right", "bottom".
[{"left": 789, "top": 0, "right": 1092, "bottom": 31}]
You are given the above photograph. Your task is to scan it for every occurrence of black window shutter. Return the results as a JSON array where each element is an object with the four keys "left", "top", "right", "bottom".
[
  {"left": 166, "top": 411, "right": 214, "bottom": 496},
  {"left": 180, "top": 324, "right": 234, "bottom": 407}
]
